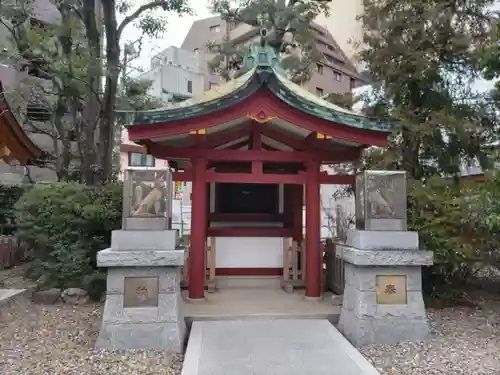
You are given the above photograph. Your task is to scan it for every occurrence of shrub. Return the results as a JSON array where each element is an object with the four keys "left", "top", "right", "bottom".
[
  {"left": 15, "top": 182, "right": 122, "bottom": 288},
  {"left": 0, "top": 184, "right": 26, "bottom": 235},
  {"left": 408, "top": 173, "right": 500, "bottom": 304}
]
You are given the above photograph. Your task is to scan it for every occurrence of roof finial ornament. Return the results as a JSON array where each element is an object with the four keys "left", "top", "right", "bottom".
[{"left": 257, "top": 13, "right": 269, "bottom": 47}]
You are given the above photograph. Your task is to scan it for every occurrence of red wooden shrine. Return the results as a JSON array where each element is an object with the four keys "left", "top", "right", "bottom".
[{"left": 127, "top": 45, "right": 389, "bottom": 300}]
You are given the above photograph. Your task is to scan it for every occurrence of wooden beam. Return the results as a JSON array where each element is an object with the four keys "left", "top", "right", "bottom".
[
  {"left": 204, "top": 125, "right": 252, "bottom": 149},
  {"left": 149, "top": 144, "right": 332, "bottom": 163},
  {"left": 174, "top": 168, "right": 353, "bottom": 185},
  {"left": 172, "top": 169, "right": 193, "bottom": 181},
  {"left": 206, "top": 170, "right": 305, "bottom": 184}
]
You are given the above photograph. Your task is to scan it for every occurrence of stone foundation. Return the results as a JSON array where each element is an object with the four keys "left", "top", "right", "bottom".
[
  {"left": 95, "top": 230, "right": 186, "bottom": 352},
  {"left": 337, "top": 230, "right": 433, "bottom": 347}
]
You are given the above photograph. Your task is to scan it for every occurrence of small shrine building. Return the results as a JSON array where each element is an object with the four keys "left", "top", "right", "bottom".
[
  {"left": 0, "top": 81, "right": 43, "bottom": 166},
  {"left": 126, "top": 44, "right": 390, "bottom": 300}
]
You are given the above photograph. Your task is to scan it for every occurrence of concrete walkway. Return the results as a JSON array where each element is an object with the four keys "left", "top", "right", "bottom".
[
  {"left": 0, "top": 289, "right": 26, "bottom": 305},
  {"left": 182, "top": 319, "right": 380, "bottom": 375},
  {"left": 184, "top": 289, "right": 341, "bottom": 326}
]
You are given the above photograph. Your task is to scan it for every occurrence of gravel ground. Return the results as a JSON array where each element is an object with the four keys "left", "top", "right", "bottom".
[
  {"left": 361, "top": 301, "right": 500, "bottom": 375},
  {"left": 2, "top": 264, "right": 500, "bottom": 375},
  {"left": 0, "top": 296, "right": 183, "bottom": 375},
  {"left": 0, "top": 265, "right": 183, "bottom": 375}
]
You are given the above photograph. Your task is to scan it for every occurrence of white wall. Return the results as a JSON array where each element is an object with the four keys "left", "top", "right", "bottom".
[{"left": 213, "top": 237, "right": 283, "bottom": 268}]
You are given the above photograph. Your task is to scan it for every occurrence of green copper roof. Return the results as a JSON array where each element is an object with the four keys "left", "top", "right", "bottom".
[{"left": 127, "top": 43, "right": 390, "bottom": 133}]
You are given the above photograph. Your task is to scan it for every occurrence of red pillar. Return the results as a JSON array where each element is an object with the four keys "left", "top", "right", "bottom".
[
  {"left": 305, "top": 161, "right": 321, "bottom": 298},
  {"left": 292, "top": 184, "right": 303, "bottom": 244},
  {"left": 188, "top": 158, "right": 207, "bottom": 300}
]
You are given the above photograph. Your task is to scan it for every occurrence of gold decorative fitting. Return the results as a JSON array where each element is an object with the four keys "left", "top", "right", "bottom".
[
  {"left": 316, "top": 132, "right": 332, "bottom": 140},
  {"left": 189, "top": 129, "right": 207, "bottom": 135},
  {"left": 247, "top": 112, "right": 275, "bottom": 123}
]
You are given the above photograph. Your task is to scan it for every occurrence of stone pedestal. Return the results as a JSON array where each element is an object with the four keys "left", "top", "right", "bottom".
[
  {"left": 95, "top": 230, "right": 186, "bottom": 352},
  {"left": 337, "top": 230, "right": 433, "bottom": 347}
]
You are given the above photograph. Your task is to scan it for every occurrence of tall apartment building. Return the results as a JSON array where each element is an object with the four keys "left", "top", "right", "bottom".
[
  {"left": 181, "top": 15, "right": 363, "bottom": 96},
  {"left": 314, "top": 0, "right": 365, "bottom": 69}
]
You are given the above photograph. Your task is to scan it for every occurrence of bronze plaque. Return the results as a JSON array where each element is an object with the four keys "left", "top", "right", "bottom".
[
  {"left": 375, "top": 275, "right": 407, "bottom": 304},
  {"left": 123, "top": 276, "right": 159, "bottom": 307}
]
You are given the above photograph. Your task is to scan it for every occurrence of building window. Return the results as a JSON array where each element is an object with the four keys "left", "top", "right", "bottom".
[
  {"left": 209, "top": 82, "right": 218, "bottom": 89},
  {"left": 209, "top": 24, "right": 221, "bottom": 33},
  {"left": 316, "top": 63, "right": 323, "bottom": 74},
  {"left": 316, "top": 87, "right": 324, "bottom": 97},
  {"left": 187, "top": 80, "right": 193, "bottom": 93},
  {"left": 350, "top": 78, "right": 356, "bottom": 90},
  {"left": 334, "top": 72, "right": 342, "bottom": 82},
  {"left": 129, "top": 152, "right": 154, "bottom": 167}
]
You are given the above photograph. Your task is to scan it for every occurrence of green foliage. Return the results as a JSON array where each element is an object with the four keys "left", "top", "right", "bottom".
[
  {"left": 15, "top": 182, "right": 122, "bottom": 288},
  {"left": 208, "top": 0, "right": 329, "bottom": 83},
  {"left": 360, "top": 0, "right": 498, "bottom": 180},
  {"left": 0, "top": 185, "right": 26, "bottom": 235},
  {"left": 117, "top": 77, "right": 165, "bottom": 111},
  {"left": 408, "top": 173, "right": 500, "bottom": 303}
]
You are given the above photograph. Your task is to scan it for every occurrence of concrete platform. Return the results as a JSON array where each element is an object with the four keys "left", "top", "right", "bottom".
[
  {"left": 183, "top": 289, "right": 341, "bottom": 327},
  {"left": 181, "top": 319, "right": 380, "bottom": 375},
  {"left": 0, "top": 289, "right": 26, "bottom": 305}
]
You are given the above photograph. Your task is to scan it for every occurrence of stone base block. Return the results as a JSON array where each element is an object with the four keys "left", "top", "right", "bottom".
[
  {"left": 338, "top": 309, "right": 429, "bottom": 347},
  {"left": 96, "top": 321, "right": 185, "bottom": 351},
  {"left": 346, "top": 229, "right": 419, "bottom": 250},
  {"left": 95, "top": 250, "right": 186, "bottom": 352},
  {"left": 338, "top": 255, "right": 431, "bottom": 347},
  {"left": 111, "top": 229, "right": 179, "bottom": 251},
  {"left": 123, "top": 217, "right": 170, "bottom": 231},
  {"left": 97, "top": 249, "right": 185, "bottom": 268}
]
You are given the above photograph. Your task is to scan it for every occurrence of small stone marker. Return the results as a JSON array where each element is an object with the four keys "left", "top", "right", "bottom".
[
  {"left": 123, "top": 276, "right": 159, "bottom": 307},
  {"left": 375, "top": 275, "right": 407, "bottom": 305}
]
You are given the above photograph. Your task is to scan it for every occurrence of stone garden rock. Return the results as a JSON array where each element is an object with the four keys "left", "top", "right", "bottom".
[
  {"left": 32, "top": 288, "right": 61, "bottom": 304},
  {"left": 61, "top": 288, "right": 89, "bottom": 305}
]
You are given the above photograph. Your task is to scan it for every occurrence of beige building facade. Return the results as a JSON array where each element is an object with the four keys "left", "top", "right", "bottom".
[
  {"left": 181, "top": 15, "right": 363, "bottom": 96},
  {"left": 314, "top": 0, "right": 365, "bottom": 70}
]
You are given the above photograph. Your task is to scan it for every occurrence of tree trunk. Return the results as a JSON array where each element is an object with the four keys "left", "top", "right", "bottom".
[
  {"left": 99, "top": 0, "right": 120, "bottom": 183},
  {"left": 81, "top": 0, "right": 102, "bottom": 185}
]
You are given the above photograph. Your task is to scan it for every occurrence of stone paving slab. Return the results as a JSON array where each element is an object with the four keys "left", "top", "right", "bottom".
[
  {"left": 181, "top": 319, "right": 380, "bottom": 375},
  {"left": 0, "top": 289, "right": 26, "bottom": 305}
]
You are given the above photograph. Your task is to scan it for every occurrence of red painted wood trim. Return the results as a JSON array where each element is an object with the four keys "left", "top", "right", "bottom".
[
  {"left": 188, "top": 158, "right": 208, "bottom": 300},
  {"left": 173, "top": 169, "right": 354, "bottom": 185},
  {"left": 148, "top": 143, "right": 342, "bottom": 163},
  {"left": 204, "top": 125, "right": 252, "bottom": 149},
  {"left": 206, "top": 170, "right": 305, "bottom": 184},
  {"left": 172, "top": 170, "right": 193, "bottom": 181},
  {"left": 209, "top": 213, "right": 284, "bottom": 222},
  {"left": 305, "top": 160, "right": 322, "bottom": 298},
  {"left": 215, "top": 267, "right": 283, "bottom": 276},
  {"left": 120, "top": 143, "right": 144, "bottom": 153},
  {"left": 0, "top": 80, "right": 42, "bottom": 164},
  {"left": 207, "top": 227, "right": 291, "bottom": 237},
  {"left": 129, "top": 89, "right": 388, "bottom": 147}
]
